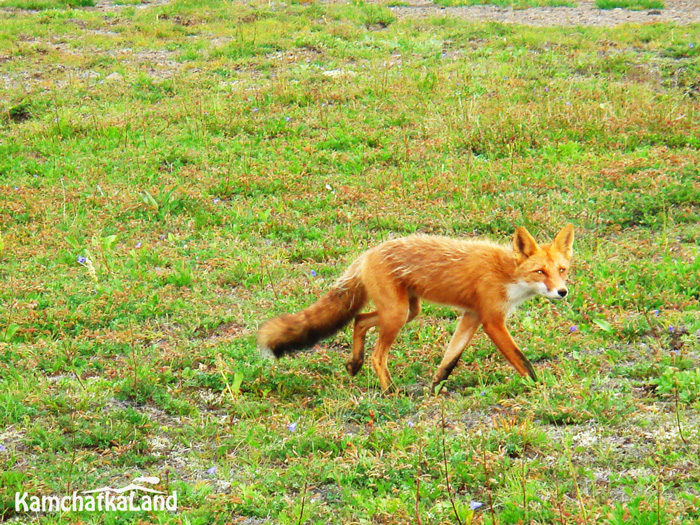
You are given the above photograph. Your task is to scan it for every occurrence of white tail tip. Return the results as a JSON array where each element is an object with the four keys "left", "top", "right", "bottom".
[{"left": 259, "top": 345, "right": 275, "bottom": 360}]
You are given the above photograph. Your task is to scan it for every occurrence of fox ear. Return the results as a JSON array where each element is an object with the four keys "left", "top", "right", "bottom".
[
  {"left": 513, "top": 227, "right": 539, "bottom": 262},
  {"left": 552, "top": 223, "right": 575, "bottom": 259}
]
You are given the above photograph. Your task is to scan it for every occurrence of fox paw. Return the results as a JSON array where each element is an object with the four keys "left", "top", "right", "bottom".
[{"left": 345, "top": 359, "right": 363, "bottom": 376}]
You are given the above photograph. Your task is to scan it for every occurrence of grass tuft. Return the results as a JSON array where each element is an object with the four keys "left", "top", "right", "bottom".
[
  {"left": 1, "top": 0, "right": 95, "bottom": 9},
  {"left": 595, "top": 0, "right": 664, "bottom": 9}
]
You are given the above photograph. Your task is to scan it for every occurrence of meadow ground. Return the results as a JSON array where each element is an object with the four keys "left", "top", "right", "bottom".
[
  {"left": 0, "top": 0, "right": 699, "bottom": 523},
  {"left": 394, "top": 0, "right": 700, "bottom": 26}
]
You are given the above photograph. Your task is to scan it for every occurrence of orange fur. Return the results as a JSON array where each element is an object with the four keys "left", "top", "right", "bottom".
[{"left": 258, "top": 224, "right": 575, "bottom": 392}]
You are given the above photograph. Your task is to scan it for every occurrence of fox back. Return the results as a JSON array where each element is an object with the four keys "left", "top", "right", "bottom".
[{"left": 359, "top": 224, "right": 573, "bottom": 319}]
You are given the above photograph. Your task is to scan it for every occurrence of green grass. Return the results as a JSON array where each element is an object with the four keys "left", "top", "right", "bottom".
[
  {"left": 0, "top": 0, "right": 94, "bottom": 9},
  {"left": 434, "top": 0, "right": 575, "bottom": 8},
  {"left": 1, "top": 0, "right": 700, "bottom": 523},
  {"left": 596, "top": 0, "right": 664, "bottom": 9}
]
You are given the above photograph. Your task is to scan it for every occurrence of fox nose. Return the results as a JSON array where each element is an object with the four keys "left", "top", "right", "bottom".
[{"left": 558, "top": 288, "right": 568, "bottom": 298}]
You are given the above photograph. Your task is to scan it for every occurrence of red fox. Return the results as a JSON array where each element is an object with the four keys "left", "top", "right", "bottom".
[{"left": 258, "top": 224, "right": 575, "bottom": 392}]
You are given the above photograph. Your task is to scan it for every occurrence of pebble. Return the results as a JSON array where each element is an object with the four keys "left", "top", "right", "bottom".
[{"left": 105, "top": 72, "right": 124, "bottom": 82}]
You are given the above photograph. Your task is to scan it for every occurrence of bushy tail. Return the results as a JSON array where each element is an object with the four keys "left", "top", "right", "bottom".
[{"left": 257, "top": 260, "right": 367, "bottom": 359}]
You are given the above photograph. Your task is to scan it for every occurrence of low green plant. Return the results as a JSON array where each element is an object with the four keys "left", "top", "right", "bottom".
[
  {"left": 654, "top": 367, "right": 700, "bottom": 404},
  {"left": 608, "top": 494, "right": 669, "bottom": 525},
  {"left": 595, "top": 0, "right": 664, "bottom": 9},
  {"left": 0, "top": 0, "right": 95, "bottom": 9}
]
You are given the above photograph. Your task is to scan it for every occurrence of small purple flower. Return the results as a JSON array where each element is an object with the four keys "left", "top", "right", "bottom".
[
  {"left": 469, "top": 500, "right": 483, "bottom": 510},
  {"left": 14, "top": 187, "right": 18, "bottom": 191},
  {"left": 287, "top": 422, "right": 298, "bottom": 433},
  {"left": 213, "top": 198, "right": 220, "bottom": 204},
  {"left": 77, "top": 256, "right": 87, "bottom": 264},
  {"left": 252, "top": 107, "right": 258, "bottom": 112},
  {"left": 569, "top": 325, "right": 578, "bottom": 333},
  {"left": 135, "top": 242, "right": 142, "bottom": 249},
  {"left": 0, "top": 444, "right": 6, "bottom": 452},
  {"left": 566, "top": 101, "right": 572, "bottom": 106},
  {"left": 480, "top": 391, "right": 486, "bottom": 396},
  {"left": 544, "top": 86, "right": 549, "bottom": 92},
  {"left": 310, "top": 270, "right": 317, "bottom": 277},
  {"left": 652, "top": 309, "right": 660, "bottom": 316},
  {"left": 407, "top": 420, "right": 414, "bottom": 428},
  {"left": 668, "top": 326, "right": 675, "bottom": 333},
  {"left": 285, "top": 116, "right": 291, "bottom": 122},
  {"left": 690, "top": 43, "right": 695, "bottom": 49},
  {"left": 206, "top": 466, "right": 217, "bottom": 475}
]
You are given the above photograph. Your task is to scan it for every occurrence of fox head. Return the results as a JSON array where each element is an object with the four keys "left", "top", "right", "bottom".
[{"left": 509, "top": 224, "right": 575, "bottom": 304}]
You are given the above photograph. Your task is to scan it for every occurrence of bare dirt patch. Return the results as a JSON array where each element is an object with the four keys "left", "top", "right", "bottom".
[{"left": 389, "top": 0, "right": 700, "bottom": 26}]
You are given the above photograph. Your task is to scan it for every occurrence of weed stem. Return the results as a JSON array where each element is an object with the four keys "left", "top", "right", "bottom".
[{"left": 440, "top": 400, "right": 463, "bottom": 525}]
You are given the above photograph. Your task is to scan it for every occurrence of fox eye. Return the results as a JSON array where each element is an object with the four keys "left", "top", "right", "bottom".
[
  {"left": 559, "top": 268, "right": 567, "bottom": 274},
  {"left": 536, "top": 269, "right": 546, "bottom": 275}
]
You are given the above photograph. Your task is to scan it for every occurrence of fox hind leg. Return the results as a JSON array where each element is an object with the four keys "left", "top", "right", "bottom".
[
  {"left": 372, "top": 311, "right": 407, "bottom": 392},
  {"left": 407, "top": 295, "right": 421, "bottom": 323},
  {"left": 346, "top": 311, "right": 378, "bottom": 376},
  {"left": 347, "top": 295, "right": 420, "bottom": 381},
  {"left": 365, "top": 281, "right": 412, "bottom": 392}
]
